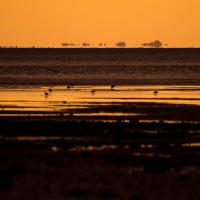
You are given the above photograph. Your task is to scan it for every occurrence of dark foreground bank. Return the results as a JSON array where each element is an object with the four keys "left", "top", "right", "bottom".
[{"left": 0, "top": 120, "right": 200, "bottom": 199}]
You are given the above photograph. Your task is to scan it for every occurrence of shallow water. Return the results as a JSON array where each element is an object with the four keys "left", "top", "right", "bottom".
[
  {"left": 0, "top": 85, "right": 200, "bottom": 119},
  {"left": 1, "top": 48, "right": 200, "bottom": 119}
]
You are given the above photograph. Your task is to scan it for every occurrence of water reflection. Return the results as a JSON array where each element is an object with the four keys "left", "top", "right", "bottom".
[
  {"left": 1, "top": 85, "right": 200, "bottom": 119},
  {"left": 51, "top": 146, "right": 60, "bottom": 152},
  {"left": 1, "top": 85, "right": 200, "bottom": 105},
  {"left": 74, "top": 112, "right": 144, "bottom": 116},
  {"left": 68, "top": 145, "right": 118, "bottom": 151},
  {"left": 182, "top": 143, "right": 200, "bottom": 147}
]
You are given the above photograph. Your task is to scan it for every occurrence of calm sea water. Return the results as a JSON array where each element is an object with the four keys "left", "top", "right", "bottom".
[
  {"left": 0, "top": 48, "right": 200, "bottom": 123},
  {"left": 0, "top": 48, "right": 200, "bottom": 86}
]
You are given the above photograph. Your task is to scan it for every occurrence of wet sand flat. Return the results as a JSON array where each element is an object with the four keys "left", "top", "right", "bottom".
[
  {"left": 1, "top": 86, "right": 200, "bottom": 199},
  {"left": 1, "top": 85, "right": 200, "bottom": 122},
  {"left": 1, "top": 120, "right": 200, "bottom": 199}
]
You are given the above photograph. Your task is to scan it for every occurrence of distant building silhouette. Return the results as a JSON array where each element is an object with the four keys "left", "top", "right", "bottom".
[
  {"left": 141, "top": 40, "right": 162, "bottom": 48},
  {"left": 62, "top": 43, "right": 68, "bottom": 46},
  {"left": 62, "top": 43, "right": 76, "bottom": 47},
  {"left": 116, "top": 42, "right": 126, "bottom": 47},
  {"left": 82, "top": 43, "right": 90, "bottom": 47},
  {"left": 154, "top": 40, "right": 162, "bottom": 48},
  {"left": 99, "top": 43, "right": 106, "bottom": 47}
]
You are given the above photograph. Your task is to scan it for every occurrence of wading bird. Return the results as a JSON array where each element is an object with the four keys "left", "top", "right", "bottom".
[
  {"left": 49, "top": 88, "right": 53, "bottom": 92},
  {"left": 45, "top": 92, "right": 48, "bottom": 96},
  {"left": 91, "top": 90, "right": 95, "bottom": 94},
  {"left": 67, "top": 85, "right": 71, "bottom": 89},
  {"left": 111, "top": 85, "right": 115, "bottom": 89},
  {"left": 153, "top": 91, "right": 158, "bottom": 94}
]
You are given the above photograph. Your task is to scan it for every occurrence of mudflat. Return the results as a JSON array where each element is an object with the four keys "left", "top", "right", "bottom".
[{"left": 0, "top": 102, "right": 200, "bottom": 199}]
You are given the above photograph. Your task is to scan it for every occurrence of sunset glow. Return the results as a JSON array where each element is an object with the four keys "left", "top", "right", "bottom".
[{"left": 1, "top": 0, "right": 200, "bottom": 48}]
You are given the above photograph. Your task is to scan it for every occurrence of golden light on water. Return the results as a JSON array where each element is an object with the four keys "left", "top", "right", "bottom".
[{"left": 0, "top": 85, "right": 200, "bottom": 122}]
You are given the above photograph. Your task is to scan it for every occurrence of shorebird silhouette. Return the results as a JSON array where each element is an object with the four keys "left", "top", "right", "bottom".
[
  {"left": 45, "top": 92, "right": 48, "bottom": 96},
  {"left": 67, "top": 85, "right": 71, "bottom": 89},
  {"left": 49, "top": 88, "right": 53, "bottom": 92},
  {"left": 153, "top": 91, "right": 158, "bottom": 94},
  {"left": 111, "top": 85, "right": 115, "bottom": 90},
  {"left": 91, "top": 90, "right": 95, "bottom": 94}
]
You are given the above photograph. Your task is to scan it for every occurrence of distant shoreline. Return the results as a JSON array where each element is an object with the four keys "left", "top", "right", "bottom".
[{"left": 1, "top": 47, "right": 200, "bottom": 49}]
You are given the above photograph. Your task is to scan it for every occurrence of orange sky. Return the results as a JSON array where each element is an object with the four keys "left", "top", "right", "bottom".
[{"left": 1, "top": 0, "right": 200, "bottom": 47}]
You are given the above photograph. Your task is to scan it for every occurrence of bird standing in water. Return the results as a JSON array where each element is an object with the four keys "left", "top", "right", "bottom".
[
  {"left": 111, "top": 85, "right": 115, "bottom": 90},
  {"left": 153, "top": 91, "right": 158, "bottom": 94},
  {"left": 45, "top": 92, "right": 48, "bottom": 96},
  {"left": 91, "top": 90, "right": 95, "bottom": 94}
]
